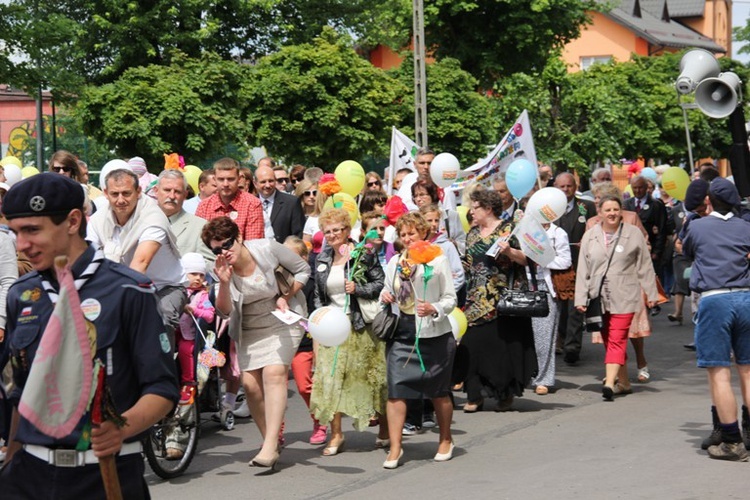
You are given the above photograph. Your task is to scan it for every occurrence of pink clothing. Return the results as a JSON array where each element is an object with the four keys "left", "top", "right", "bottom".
[
  {"left": 178, "top": 288, "right": 215, "bottom": 341},
  {"left": 601, "top": 313, "right": 635, "bottom": 365}
]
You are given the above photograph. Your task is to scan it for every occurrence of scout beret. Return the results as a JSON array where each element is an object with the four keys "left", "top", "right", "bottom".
[
  {"left": 683, "top": 179, "right": 709, "bottom": 212},
  {"left": 2, "top": 172, "right": 85, "bottom": 220},
  {"left": 709, "top": 177, "right": 741, "bottom": 208}
]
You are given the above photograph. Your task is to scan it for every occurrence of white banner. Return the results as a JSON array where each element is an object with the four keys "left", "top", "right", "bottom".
[
  {"left": 386, "top": 127, "right": 419, "bottom": 195},
  {"left": 511, "top": 215, "right": 555, "bottom": 267},
  {"left": 448, "top": 110, "right": 537, "bottom": 192}
]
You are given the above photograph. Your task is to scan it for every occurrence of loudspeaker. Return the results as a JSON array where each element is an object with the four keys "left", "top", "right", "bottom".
[
  {"left": 675, "top": 49, "right": 721, "bottom": 95},
  {"left": 695, "top": 72, "right": 741, "bottom": 118}
]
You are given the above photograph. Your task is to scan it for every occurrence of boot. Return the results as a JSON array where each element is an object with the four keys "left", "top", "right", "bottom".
[
  {"left": 701, "top": 406, "right": 722, "bottom": 450},
  {"left": 742, "top": 405, "right": 750, "bottom": 451}
]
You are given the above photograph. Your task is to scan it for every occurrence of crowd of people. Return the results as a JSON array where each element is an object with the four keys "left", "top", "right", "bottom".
[{"left": 0, "top": 148, "right": 749, "bottom": 498}]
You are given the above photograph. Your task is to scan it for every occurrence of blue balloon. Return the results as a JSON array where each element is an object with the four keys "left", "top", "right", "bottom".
[
  {"left": 505, "top": 159, "right": 538, "bottom": 199},
  {"left": 641, "top": 167, "right": 657, "bottom": 181}
]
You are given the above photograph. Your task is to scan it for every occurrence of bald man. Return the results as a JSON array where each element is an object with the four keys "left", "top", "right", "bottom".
[{"left": 255, "top": 165, "right": 305, "bottom": 243}]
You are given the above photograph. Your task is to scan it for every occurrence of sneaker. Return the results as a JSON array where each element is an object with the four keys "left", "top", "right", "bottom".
[
  {"left": 422, "top": 413, "right": 436, "bottom": 429},
  {"left": 309, "top": 423, "right": 328, "bottom": 445},
  {"left": 707, "top": 441, "right": 750, "bottom": 462},
  {"left": 701, "top": 428, "right": 722, "bottom": 450},
  {"left": 650, "top": 305, "right": 661, "bottom": 317},
  {"left": 179, "top": 385, "right": 196, "bottom": 405},
  {"left": 233, "top": 402, "right": 252, "bottom": 419},
  {"left": 402, "top": 423, "right": 420, "bottom": 436}
]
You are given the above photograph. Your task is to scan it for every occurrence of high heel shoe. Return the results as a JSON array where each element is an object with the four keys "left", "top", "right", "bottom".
[
  {"left": 463, "top": 399, "right": 483, "bottom": 413},
  {"left": 249, "top": 450, "right": 279, "bottom": 469},
  {"left": 375, "top": 437, "right": 390, "bottom": 449},
  {"left": 667, "top": 314, "right": 683, "bottom": 325},
  {"left": 322, "top": 437, "right": 345, "bottom": 456},
  {"left": 434, "top": 441, "right": 455, "bottom": 462},
  {"left": 383, "top": 448, "right": 404, "bottom": 469}
]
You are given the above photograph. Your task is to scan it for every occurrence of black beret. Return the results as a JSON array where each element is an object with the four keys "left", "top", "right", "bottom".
[
  {"left": 684, "top": 179, "right": 709, "bottom": 212},
  {"left": 709, "top": 177, "right": 741, "bottom": 208},
  {"left": 2, "top": 172, "right": 85, "bottom": 220}
]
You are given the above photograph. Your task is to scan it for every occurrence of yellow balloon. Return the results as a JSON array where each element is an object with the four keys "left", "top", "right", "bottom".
[
  {"left": 624, "top": 184, "right": 633, "bottom": 197},
  {"left": 0, "top": 156, "right": 23, "bottom": 168},
  {"left": 449, "top": 308, "right": 468, "bottom": 339},
  {"left": 323, "top": 192, "right": 360, "bottom": 227},
  {"left": 334, "top": 160, "right": 366, "bottom": 197},
  {"left": 661, "top": 167, "right": 690, "bottom": 201},
  {"left": 184, "top": 165, "right": 202, "bottom": 195},
  {"left": 456, "top": 206, "right": 471, "bottom": 233},
  {"left": 21, "top": 166, "right": 39, "bottom": 178}
]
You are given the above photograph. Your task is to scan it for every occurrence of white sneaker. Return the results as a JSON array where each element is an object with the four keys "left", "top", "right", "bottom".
[{"left": 234, "top": 402, "right": 252, "bottom": 419}]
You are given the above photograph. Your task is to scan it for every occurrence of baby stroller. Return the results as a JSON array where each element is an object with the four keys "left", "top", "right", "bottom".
[{"left": 143, "top": 314, "right": 232, "bottom": 479}]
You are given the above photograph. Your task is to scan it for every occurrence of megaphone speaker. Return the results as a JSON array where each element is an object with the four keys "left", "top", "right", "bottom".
[
  {"left": 675, "top": 49, "right": 721, "bottom": 95},
  {"left": 695, "top": 72, "right": 741, "bottom": 119}
]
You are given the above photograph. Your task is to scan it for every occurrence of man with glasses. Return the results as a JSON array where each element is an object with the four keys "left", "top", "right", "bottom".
[
  {"left": 195, "top": 158, "right": 264, "bottom": 240},
  {"left": 273, "top": 166, "right": 294, "bottom": 193},
  {"left": 255, "top": 166, "right": 305, "bottom": 243}
]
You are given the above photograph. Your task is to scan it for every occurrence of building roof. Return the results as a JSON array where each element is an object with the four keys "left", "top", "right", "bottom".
[
  {"left": 0, "top": 85, "right": 52, "bottom": 102},
  {"left": 601, "top": 0, "right": 724, "bottom": 53},
  {"left": 664, "top": 0, "right": 706, "bottom": 18}
]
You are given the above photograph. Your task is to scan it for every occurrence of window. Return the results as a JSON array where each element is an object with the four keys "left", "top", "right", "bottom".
[{"left": 580, "top": 56, "right": 612, "bottom": 71}]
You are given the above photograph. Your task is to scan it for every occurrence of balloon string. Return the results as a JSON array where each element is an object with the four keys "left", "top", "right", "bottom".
[
  {"left": 330, "top": 346, "right": 339, "bottom": 377},
  {"left": 403, "top": 277, "right": 427, "bottom": 373}
]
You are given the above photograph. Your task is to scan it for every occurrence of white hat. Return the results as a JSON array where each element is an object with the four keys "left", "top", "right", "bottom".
[
  {"left": 181, "top": 252, "right": 206, "bottom": 275},
  {"left": 99, "top": 159, "right": 132, "bottom": 189}
]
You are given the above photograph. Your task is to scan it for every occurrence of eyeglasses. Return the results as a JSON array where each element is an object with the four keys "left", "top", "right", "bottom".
[
  {"left": 291, "top": 177, "right": 303, "bottom": 185},
  {"left": 367, "top": 181, "right": 381, "bottom": 187},
  {"left": 210, "top": 239, "right": 234, "bottom": 255},
  {"left": 323, "top": 227, "right": 345, "bottom": 236},
  {"left": 52, "top": 165, "right": 72, "bottom": 173},
  {"left": 303, "top": 190, "right": 317, "bottom": 197},
  {"left": 276, "top": 177, "right": 290, "bottom": 184}
]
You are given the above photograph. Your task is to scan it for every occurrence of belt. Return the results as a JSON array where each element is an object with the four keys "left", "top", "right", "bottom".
[
  {"left": 701, "top": 287, "right": 750, "bottom": 298},
  {"left": 23, "top": 441, "right": 142, "bottom": 467}
]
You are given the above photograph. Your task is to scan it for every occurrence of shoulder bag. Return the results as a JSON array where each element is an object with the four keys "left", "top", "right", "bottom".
[
  {"left": 585, "top": 223, "right": 623, "bottom": 333},
  {"left": 496, "top": 261, "right": 549, "bottom": 318},
  {"left": 372, "top": 268, "right": 399, "bottom": 340}
]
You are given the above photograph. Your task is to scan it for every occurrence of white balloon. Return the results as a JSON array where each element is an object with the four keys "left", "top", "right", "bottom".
[
  {"left": 307, "top": 306, "right": 351, "bottom": 347},
  {"left": 4, "top": 164, "right": 22, "bottom": 186},
  {"left": 429, "top": 153, "right": 461, "bottom": 188},
  {"left": 396, "top": 172, "right": 419, "bottom": 210},
  {"left": 99, "top": 159, "right": 132, "bottom": 189},
  {"left": 525, "top": 187, "right": 568, "bottom": 224}
]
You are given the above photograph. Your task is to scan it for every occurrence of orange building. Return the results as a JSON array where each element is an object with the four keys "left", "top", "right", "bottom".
[
  {"left": 563, "top": 0, "right": 729, "bottom": 72},
  {"left": 0, "top": 85, "right": 53, "bottom": 162}
]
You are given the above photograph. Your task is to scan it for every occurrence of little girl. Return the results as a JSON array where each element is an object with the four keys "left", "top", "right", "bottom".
[{"left": 177, "top": 253, "right": 215, "bottom": 405}]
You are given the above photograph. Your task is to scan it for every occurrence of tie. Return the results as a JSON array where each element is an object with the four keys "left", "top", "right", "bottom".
[
  {"left": 636, "top": 199, "right": 642, "bottom": 213},
  {"left": 263, "top": 199, "right": 270, "bottom": 214}
]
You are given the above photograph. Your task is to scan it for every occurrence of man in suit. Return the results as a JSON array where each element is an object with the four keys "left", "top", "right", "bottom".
[
  {"left": 492, "top": 173, "right": 519, "bottom": 222},
  {"left": 554, "top": 172, "right": 597, "bottom": 364},
  {"left": 156, "top": 170, "right": 216, "bottom": 267},
  {"left": 255, "top": 165, "right": 305, "bottom": 243},
  {"left": 623, "top": 175, "right": 667, "bottom": 271}
]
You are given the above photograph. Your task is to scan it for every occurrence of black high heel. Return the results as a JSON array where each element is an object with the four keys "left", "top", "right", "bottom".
[{"left": 667, "top": 314, "right": 683, "bottom": 325}]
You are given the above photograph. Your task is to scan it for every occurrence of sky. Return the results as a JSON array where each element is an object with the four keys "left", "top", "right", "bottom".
[{"left": 734, "top": 1, "right": 750, "bottom": 62}]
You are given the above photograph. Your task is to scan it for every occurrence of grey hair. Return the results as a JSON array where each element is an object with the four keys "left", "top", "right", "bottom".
[
  {"left": 105, "top": 169, "right": 139, "bottom": 190},
  {"left": 416, "top": 147, "right": 435, "bottom": 157},
  {"left": 590, "top": 167, "right": 611, "bottom": 182},
  {"left": 158, "top": 169, "right": 189, "bottom": 191}
]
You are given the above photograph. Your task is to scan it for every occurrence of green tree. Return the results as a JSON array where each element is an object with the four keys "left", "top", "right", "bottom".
[
  {"left": 390, "top": 55, "right": 499, "bottom": 165},
  {"left": 241, "top": 29, "right": 407, "bottom": 168},
  {"left": 424, "top": 0, "right": 597, "bottom": 88},
  {"left": 75, "top": 52, "right": 251, "bottom": 165}
]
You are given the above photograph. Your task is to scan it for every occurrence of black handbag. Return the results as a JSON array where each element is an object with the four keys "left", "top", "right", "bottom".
[
  {"left": 585, "top": 223, "right": 623, "bottom": 333},
  {"left": 372, "top": 270, "right": 399, "bottom": 340},
  {"left": 496, "top": 262, "right": 549, "bottom": 318}
]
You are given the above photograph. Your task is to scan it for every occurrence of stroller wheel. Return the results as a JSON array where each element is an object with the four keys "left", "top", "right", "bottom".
[{"left": 221, "top": 409, "right": 235, "bottom": 431}]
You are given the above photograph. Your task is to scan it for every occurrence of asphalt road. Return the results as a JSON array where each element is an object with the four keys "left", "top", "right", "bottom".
[{"left": 149, "top": 310, "right": 749, "bottom": 500}]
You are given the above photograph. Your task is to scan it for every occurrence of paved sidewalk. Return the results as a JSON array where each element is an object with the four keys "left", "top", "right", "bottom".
[{"left": 150, "top": 312, "right": 749, "bottom": 499}]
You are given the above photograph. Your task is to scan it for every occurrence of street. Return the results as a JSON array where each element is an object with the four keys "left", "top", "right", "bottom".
[{"left": 148, "top": 312, "right": 749, "bottom": 499}]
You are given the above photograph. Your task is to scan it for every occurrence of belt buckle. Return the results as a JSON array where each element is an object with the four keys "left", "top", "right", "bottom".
[{"left": 53, "top": 449, "right": 79, "bottom": 467}]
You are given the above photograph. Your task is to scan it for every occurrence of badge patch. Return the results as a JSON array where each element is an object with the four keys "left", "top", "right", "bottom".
[
  {"left": 578, "top": 216, "right": 586, "bottom": 224},
  {"left": 229, "top": 211, "right": 238, "bottom": 220},
  {"left": 615, "top": 245, "right": 624, "bottom": 253},
  {"left": 29, "top": 196, "right": 46, "bottom": 212},
  {"left": 643, "top": 204, "right": 649, "bottom": 211},
  {"left": 159, "top": 332, "right": 171, "bottom": 353},
  {"left": 21, "top": 306, "right": 32, "bottom": 316},
  {"left": 20, "top": 288, "right": 41, "bottom": 302},
  {"left": 80, "top": 298, "right": 102, "bottom": 321},
  {"left": 317, "top": 264, "right": 327, "bottom": 273}
]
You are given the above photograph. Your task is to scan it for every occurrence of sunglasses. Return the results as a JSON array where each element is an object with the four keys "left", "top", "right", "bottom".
[
  {"left": 323, "top": 227, "right": 345, "bottom": 236},
  {"left": 367, "top": 181, "right": 381, "bottom": 187},
  {"left": 303, "top": 190, "right": 317, "bottom": 197},
  {"left": 210, "top": 239, "right": 234, "bottom": 255},
  {"left": 52, "top": 166, "right": 72, "bottom": 173},
  {"left": 277, "top": 177, "right": 290, "bottom": 183}
]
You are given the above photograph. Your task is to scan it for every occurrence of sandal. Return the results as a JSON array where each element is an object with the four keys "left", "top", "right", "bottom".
[
  {"left": 463, "top": 399, "right": 484, "bottom": 413},
  {"left": 613, "top": 383, "right": 633, "bottom": 395},
  {"left": 637, "top": 366, "right": 650, "bottom": 383}
]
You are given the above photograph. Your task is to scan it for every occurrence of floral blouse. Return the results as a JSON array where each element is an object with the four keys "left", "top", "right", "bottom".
[{"left": 462, "top": 221, "right": 528, "bottom": 326}]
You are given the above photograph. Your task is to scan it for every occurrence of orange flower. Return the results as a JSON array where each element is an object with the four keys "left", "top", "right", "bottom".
[
  {"left": 164, "top": 153, "right": 184, "bottom": 171},
  {"left": 319, "top": 173, "right": 342, "bottom": 195},
  {"left": 409, "top": 240, "right": 442, "bottom": 264}
]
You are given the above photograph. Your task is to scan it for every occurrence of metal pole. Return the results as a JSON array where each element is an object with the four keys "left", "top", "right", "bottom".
[
  {"left": 36, "top": 84, "right": 43, "bottom": 168},
  {"left": 678, "top": 93, "right": 697, "bottom": 175},
  {"left": 413, "top": 0, "right": 428, "bottom": 148}
]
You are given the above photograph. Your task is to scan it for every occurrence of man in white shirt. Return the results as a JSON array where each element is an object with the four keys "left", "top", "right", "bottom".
[
  {"left": 88, "top": 168, "right": 186, "bottom": 341},
  {"left": 183, "top": 168, "right": 217, "bottom": 215},
  {"left": 415, "top": 147, "right": 457, "bottom": 211}
]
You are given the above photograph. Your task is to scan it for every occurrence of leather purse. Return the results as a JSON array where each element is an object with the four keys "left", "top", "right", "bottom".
[
  {"left": 496, "top": 263, "right": 549, "bottom": 318},
  {"left": 372, "top": 303, "right": 399, "bottom": 340},
  {"left": 274, "top": 266, "right": 294, "bottom": 296},
  {"left": 585, "top": 223, "right": 623, "bottom": 333}
]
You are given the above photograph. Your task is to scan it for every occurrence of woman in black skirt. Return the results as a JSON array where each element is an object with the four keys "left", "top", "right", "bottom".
[
  {"left": 460, "top": 189, "right": 538, "bottom": 413},
  {"left": 380, "top": 212, "right": 458, "bottom": 469}
]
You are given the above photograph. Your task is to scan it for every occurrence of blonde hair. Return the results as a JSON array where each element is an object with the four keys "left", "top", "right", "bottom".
[
  {"left": 283, "top": 235, "right": 309, "bottom": 259},
  {"left": 395, "top": 212, "right": 430, "bottom": 236},
  {"left": 361, "top": 210, "right": 384, "bottom": 229},
  {"left": 318, "top": 207, "right": 351, "bottom": 232},
  {"left": 418, "top": 203, "right": 442, "bottom": 218},
  {"left": 591, "top": 182, "right": 622, "bottom": 201}
]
